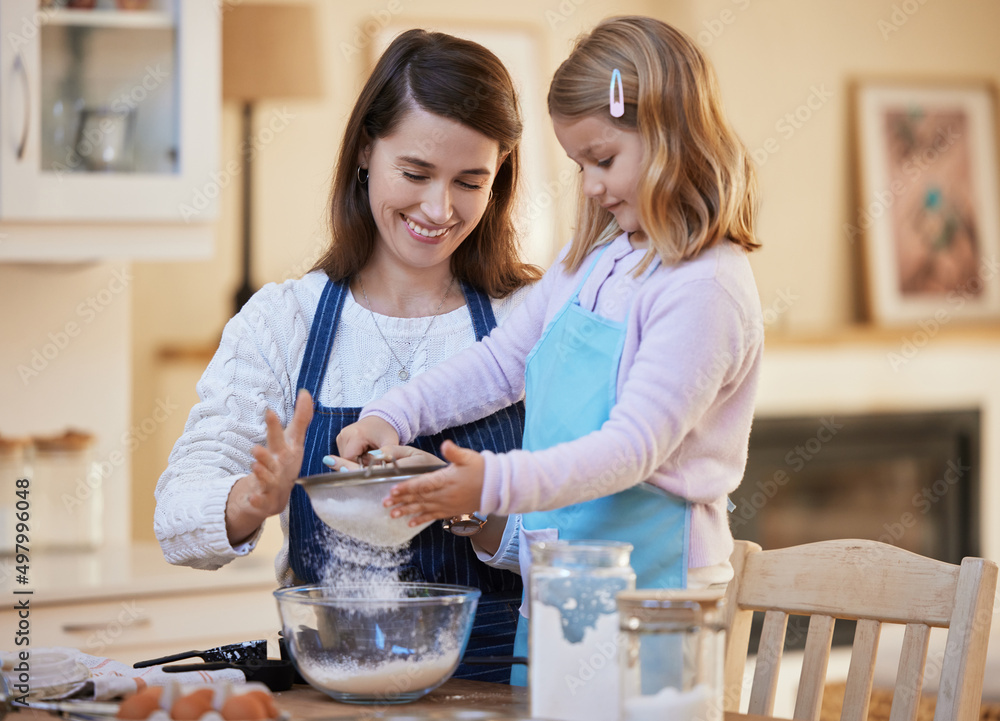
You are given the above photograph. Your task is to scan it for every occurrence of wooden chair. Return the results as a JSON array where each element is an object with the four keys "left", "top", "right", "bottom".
[{"left": 723, "top": 539, "right": 998, "bottom": 721}]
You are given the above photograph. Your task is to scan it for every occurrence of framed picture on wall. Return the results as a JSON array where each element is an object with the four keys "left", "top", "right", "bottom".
[{"left": 852, "top": 80, "right": 1000, "bottom": 326}]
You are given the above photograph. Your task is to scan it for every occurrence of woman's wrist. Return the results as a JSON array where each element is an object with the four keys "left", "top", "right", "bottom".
[
  {"left": 472, "top": 514, "right": 508, "bottom": 556},
  {"left": 225, "top": 474, "right": 266, "bottom": 546}
]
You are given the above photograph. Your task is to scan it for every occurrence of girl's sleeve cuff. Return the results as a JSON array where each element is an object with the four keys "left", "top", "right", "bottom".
[
  {"left": 360, "top": 408, "right": 412, "bottom": 444},
  {"left": 479, "top": 450, "right": 508, "bottom": 514},
  {"left": 470, "top": 514, "right": 522, "bottom": 574}
]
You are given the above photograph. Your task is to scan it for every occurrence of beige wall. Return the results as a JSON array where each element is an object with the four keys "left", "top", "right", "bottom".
[
  {"left": 673, "top": 0, "right": 1000, "bottom": 331},
  {"left": 129, "top": 0, "right": 1000, "bottom": 540}
]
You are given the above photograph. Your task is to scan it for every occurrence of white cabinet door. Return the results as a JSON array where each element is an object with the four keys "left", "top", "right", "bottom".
[{"left": 0, "top": 0, "right": 218, "bottom": 224}]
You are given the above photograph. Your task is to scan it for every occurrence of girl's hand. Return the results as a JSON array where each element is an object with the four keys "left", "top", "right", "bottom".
[
  {"left": 384, "top": 441, "right": 485, "bottom": 525},
  {"left": 226, "top": 389, "right": 314, "bottom": 544},
  {"left": 336, "top": 416, "right": 400, "bottom": 462}
]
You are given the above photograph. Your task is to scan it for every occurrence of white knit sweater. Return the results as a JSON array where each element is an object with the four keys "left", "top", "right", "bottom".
[{"left": 154, "top": 270, "right": 528, "bottom": 585}]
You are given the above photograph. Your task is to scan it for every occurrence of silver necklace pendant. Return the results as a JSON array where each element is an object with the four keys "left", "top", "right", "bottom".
[{"left": 359, "top": 274, "right": 454, "bottom": 388}]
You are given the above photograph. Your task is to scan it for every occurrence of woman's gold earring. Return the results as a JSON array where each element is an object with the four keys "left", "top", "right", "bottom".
[{"left": 357, "top": 166, "right": 369, "bottom": 184}]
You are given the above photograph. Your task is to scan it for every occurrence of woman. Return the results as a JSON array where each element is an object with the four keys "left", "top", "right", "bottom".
[{"left": 154, "top": 29, "right": 540, "bottom": 683}]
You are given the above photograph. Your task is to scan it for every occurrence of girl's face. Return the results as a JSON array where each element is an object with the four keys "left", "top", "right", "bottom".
[
  {"left": 360, "top": 106, "right": 501, "bottom": 273},
  {"left": 552, "top": 114, "right": 646, "bottom": 239}
]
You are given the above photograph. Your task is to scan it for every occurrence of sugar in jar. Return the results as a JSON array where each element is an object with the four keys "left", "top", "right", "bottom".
[
  {"left": 617, "top": 588, "right": 726, "bottom": 721},
  {"left": 529, "top": 540, "right": 635, "bottom": 721}
]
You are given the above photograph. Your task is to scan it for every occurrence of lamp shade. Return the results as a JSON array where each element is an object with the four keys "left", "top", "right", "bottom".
[{"left": 223, "top": 4, "right": 323, "bottom": 101}]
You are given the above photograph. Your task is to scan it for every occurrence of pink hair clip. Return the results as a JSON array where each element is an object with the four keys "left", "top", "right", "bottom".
[{"left": 610, "top": 68, "right": 624, "bottom": 118}]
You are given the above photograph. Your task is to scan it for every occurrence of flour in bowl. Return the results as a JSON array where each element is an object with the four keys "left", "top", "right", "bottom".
[{"left": 302, "top": 650, "right": 460, "bottom": 696}]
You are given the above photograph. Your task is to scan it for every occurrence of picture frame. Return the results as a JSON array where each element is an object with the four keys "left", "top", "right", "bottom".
[
  {"left": 369, "top": 20, "right": 557, "bottom": 267},
  {"left": 852, "top": 79, "right": 1000, "bottom": 326}
]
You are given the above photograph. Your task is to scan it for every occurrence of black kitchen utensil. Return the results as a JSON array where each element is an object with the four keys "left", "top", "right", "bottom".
[
  {"left": 133, "top": 640, "right": 267, "bottom": 669},
  {"left": 162, "top": 660, "right": 295, "bottom": 692},
  {"left": 277, "top": 631, "right": 308, "bottom": 686},
  {"left": 460, "top": 655, "right": 528, "bottom": 666}
]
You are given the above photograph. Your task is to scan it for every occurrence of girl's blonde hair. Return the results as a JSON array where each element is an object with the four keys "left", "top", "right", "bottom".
[{"left": 548, "top": 16, "right": 760, "bottom": 272}]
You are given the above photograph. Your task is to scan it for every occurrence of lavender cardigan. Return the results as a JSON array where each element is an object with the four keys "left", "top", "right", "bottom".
[{"left": 363, "top": 232, "right": 764, "bottom": 569}]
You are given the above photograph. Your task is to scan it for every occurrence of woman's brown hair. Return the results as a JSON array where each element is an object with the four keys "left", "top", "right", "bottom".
[
  {"left": 312, "top": 29, "right": 541, "bottom": 296},
  {"left": 548, "top": 16, "right": 760, "bottom": 274}
]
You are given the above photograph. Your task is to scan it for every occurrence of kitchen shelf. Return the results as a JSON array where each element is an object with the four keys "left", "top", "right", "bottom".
[
  {"left": 41, "top": 7, "right": 175, "bottom": 29},
  {"left": 157, "top": 324, "right": 1000, "bottom": 363},
  {"left": 765, "top": 322, "right": 1000, "bottom": 347},
  {"left": 157, "top": 342, "right": 219, "bottom": 364}
]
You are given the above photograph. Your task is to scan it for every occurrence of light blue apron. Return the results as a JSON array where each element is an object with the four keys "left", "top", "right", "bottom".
[{"left": 510, "top": 242, "right": 690, "bottom": 686}]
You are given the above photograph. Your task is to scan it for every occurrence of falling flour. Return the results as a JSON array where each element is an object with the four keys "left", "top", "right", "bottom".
[
  {"left": 312, "top": 523, "right": 408, "bottom": 599},
  {"left": 302, "top": 651, "right": 460, "bottom": 696}
]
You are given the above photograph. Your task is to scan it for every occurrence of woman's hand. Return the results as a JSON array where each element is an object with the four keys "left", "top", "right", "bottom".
[
  {"left": 335, "top": 416, "right": 400, "bottom": 462},
  {"left": 321, "top": 454, "right": 363, "bottom": 472},
  {"left": 225, "top": 389, "right": 314, "bottom": 545},
  {"left": 323, "top": 444, "right": 443, "bottom": 472},
  {"left": 384, "top": 441, "right": 485, "bottom": 525}
]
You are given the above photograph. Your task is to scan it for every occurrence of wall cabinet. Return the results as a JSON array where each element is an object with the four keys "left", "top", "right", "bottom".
[{"left": 0, "top": 0, "right": 219, "bottom": 260}]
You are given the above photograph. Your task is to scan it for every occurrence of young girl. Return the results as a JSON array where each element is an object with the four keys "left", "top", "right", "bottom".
[{"left": 336, "top": 12, "right": 762, "bottom": 670}]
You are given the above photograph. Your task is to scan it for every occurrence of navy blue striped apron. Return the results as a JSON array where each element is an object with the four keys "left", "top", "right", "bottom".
[{"left": 288, "top": 277, "right": 524, "bottom": 683}]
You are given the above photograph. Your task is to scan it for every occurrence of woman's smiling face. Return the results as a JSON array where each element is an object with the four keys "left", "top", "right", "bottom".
[{"left": 360, "top": 105, "right": 501, "bottom": 272}]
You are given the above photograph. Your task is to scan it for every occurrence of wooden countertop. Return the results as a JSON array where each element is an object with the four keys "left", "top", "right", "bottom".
[
  {"left": 276, "top": 682, "right": 775, "bottom": 719},
  {"left": 275, "top": 679, "right": 525, "bottom": 717},
  {"left": 16, "top": 680, "right": 776, "bottom": 720}
]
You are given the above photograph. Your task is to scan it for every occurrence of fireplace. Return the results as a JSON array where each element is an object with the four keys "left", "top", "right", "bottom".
[{"left": 731, "top": 408, "right": 981, "bottom": 648}]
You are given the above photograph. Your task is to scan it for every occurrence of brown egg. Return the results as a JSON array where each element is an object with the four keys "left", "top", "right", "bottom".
[
  {"left": 170, "top": 689, "right": 215, "bottom": 720},
  {"left": 241, "top": 690, "right": 278, "bottom": 719},
  {"left": 118, "top": 686, "right": 164, "bottom": 720},
  {"left": 220, "top": 693, "right": 267, "bottom": 721}
]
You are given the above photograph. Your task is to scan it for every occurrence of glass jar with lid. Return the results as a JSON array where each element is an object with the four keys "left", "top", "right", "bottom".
[
  {"left": 31, "top": 430, "right": 103, "bottom": 550},
  {"left": 617, "top": 588, "right": 727, "bottom": 721},
  {"left": 0, "top": 435, "right": 31, "bottom": 554},
  {"left": 529, "top": 540, "right": 636, "bottom": 721}
]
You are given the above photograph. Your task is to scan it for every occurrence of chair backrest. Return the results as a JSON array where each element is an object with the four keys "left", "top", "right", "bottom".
[{"left": 723, "top": 539, "right": 997, "bottom": 721}]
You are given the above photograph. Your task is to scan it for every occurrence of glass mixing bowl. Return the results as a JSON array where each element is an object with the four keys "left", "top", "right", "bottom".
[{"left": 274, "top": 583, "right": 481, "bottom": 705}]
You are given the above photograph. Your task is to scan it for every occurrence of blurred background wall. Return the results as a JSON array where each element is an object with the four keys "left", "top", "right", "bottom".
[{"left": 129, "top": 0, "right": 1000, "bottom": 541}]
